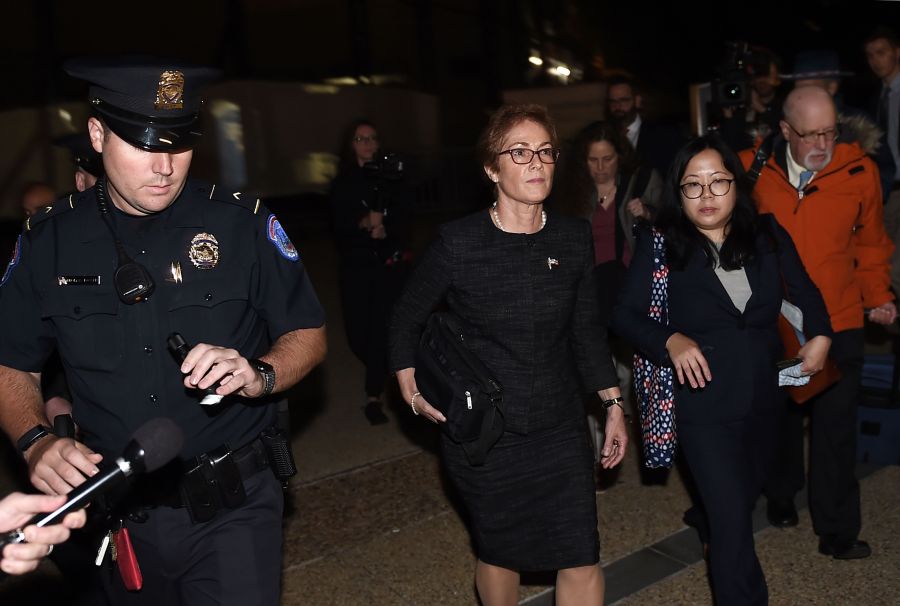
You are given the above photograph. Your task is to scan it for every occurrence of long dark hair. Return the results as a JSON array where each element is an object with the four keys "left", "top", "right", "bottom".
[
  {"left": 337, "top": 118, "right": 378, "bottom": 173},
  {"left": 556, "top": 121, "right": 637, "bottom": 217},
  {"left": 655, "top": 134, "right": 760, "bottom": 270}
]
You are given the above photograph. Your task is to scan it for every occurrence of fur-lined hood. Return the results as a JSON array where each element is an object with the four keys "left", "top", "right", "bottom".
[{"left": 838, "top": 113, "right": 882, "bottom": 156}]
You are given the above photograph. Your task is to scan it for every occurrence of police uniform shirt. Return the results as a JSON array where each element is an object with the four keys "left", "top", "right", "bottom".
[{"left": 0, "top": 179, "right": 325, "bottom": 460}]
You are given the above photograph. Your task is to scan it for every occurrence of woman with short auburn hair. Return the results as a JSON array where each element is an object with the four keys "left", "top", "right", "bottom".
[{"left": 390, "top": 104, "right": 627, "bottom": 605}]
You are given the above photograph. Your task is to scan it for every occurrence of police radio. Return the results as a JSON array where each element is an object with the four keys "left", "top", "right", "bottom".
[{"left": 95, "top": 178, "right": 155, "bottom": 304}]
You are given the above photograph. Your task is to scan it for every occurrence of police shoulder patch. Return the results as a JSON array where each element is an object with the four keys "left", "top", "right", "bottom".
[
  {"left": 1, "top": 234, "right": 22, "bottom": 287},
  {"left": 266, "top": 214, "right": 299, "bottom": 262}
]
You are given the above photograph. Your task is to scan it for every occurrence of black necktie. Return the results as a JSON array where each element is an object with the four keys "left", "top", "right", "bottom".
[{"left": 877, "top": 86, "right": 890, "bottom": 134}]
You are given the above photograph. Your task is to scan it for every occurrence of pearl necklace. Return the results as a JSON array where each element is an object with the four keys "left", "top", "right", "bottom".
[{"left": 491, "top": 202, "right": 546, "bottom": 233}]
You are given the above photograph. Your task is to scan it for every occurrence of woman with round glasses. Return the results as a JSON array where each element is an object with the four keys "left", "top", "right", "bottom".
[
  {"left": 390, "top": 104, "right": 627, "bottom": 605},
  {"left": 612, "top": 134, "right": 832, "bottom": 605}
]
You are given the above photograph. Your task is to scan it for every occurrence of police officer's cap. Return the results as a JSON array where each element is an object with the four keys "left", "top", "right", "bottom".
[
  {"left": 53, "top": 132, "right": 104, "bottom": 178},
  {"left": 63, "top": 56, "right": 221, "bottom": 152}
]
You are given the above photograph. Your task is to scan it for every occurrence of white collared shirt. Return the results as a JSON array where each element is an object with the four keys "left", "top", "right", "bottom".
[{"left": 626, "top": 114, "right": 642, "bottom": 149}]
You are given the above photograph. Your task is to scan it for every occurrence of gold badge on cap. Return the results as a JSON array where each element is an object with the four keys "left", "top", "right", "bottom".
[
  {"left": 188, "top": 233, "right": 219, "bottom": 270},
  {"left": 155, "top": 70, "right": 185, "bottom": 110}
]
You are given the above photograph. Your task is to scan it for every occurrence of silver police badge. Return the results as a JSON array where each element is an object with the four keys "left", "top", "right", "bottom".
[{"left": 188, "top": 233, "right": 219, "bottom": 270}]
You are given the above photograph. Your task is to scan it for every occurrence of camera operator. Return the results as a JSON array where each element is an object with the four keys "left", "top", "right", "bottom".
[
  {"left": 714, "top": 43, "right": 785, "bottom": 152},
  {"left": 329, "top": 119, "right": 413, "bottom": 425}
]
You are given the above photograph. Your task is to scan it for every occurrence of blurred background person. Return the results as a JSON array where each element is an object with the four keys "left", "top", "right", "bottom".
[
  {"left": 718, "top": 45, "right": 785, "bottom": 152},
  {"left": 865, "top": 27, "right": 900, "bottom": 297},
  {"left": 330, "top": 119, "right": 413, "bottom": 425},
  {"left": 612, "top": 134, "right": 831, "bottom": 605},
  {"left": 604, "top": 75, "right": 684, "bottom": 176},
  {"left": 390, "top": 104, "right": 628, "bottom": 606},
  {"left": 556, "top": 121, "right": 662, "bottom": 479},
  {"left": 54, "top": 132, "right": 104, "bottom": 193},
  {"left": 18, "top": 181, "right": 55, "bottom": 218}
]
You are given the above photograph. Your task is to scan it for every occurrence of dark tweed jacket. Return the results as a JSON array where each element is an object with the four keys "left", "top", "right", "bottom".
[{"left": 389, "top": 209, "right": 618, "bottom": 434}]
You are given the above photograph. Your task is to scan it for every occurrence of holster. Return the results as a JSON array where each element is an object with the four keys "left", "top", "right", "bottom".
[
  {"left": 259, "top": 425, "right": 297, "bottom": 486},
  {"left": 179, "top": 445, "right": 247, "bottom": 524}
]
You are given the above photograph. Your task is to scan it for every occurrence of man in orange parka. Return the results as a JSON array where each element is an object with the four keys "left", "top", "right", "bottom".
[{"left": 740, "top": 85, "right": 896, "bottom": 560}]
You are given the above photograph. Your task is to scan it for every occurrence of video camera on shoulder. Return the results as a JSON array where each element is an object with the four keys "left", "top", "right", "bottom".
[
  {"left": 363, "top": 152, "right": 405, "bottom": 182},
  {"left": 711, "top": 41, "right": 772, "bottom": 109},
  {"left": 362, "top": 152, "right": 405, "bottom": 213}
]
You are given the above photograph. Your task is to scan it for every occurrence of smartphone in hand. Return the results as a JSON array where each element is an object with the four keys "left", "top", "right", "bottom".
[{"left": 776, "top": 357, "right": 803, "bottom": 370}]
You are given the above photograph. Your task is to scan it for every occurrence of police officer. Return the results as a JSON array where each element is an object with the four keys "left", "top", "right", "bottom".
[{"left": 0, "top": 57, "right": 327, "bottom": 604}]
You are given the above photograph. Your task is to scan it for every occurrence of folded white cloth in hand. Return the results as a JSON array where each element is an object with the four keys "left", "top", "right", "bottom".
[{"left": 779, "top": 362, "right": 811, "bottom": 387}]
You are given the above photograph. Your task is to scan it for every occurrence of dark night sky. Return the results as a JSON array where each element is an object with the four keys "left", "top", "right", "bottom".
[{"left": 2, "top": 0, "right": 898, "bottom": 137}]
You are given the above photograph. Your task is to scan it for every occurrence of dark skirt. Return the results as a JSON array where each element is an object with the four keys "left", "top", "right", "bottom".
[{"left": 440, "top": 417, "right": 599, "bottom": 571}]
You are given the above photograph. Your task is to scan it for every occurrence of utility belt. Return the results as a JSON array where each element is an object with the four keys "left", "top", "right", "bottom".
[{"left": 128, "top": 425, "right": 296, "bottom": 524}]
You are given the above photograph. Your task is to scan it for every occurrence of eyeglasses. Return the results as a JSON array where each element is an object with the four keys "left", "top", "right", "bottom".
[
  {"left": 499, "top": 147, "right": 560, "bottom": 164},
  {"left": 785, "top": 123, "right": 840, "bottom": 144},
  {"left": 680, "top": 178, "right": 734, "bottom": 199},
  {"left": 353, "top": 135, "right": 378, "bottom": 144}
]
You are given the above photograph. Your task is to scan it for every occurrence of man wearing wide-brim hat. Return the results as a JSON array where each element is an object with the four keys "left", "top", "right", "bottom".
[
  {"left": 0, "top": 56, "right": 327, "bottom": 604},
  {"left": 780, "top": 49, "right": 855, "bottom": 91}
]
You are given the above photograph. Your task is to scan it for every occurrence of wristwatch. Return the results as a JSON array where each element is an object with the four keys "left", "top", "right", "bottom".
[
  {"left": 16, "top": 425, "right": 52, "bottom": 454},
  {"left": 248, "top": 358, "right": 276, "bottom": 397}
]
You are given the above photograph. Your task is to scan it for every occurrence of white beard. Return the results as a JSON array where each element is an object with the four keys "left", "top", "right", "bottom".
[{"left": 803, "top": 149, "right": 833, "bottom": 171}]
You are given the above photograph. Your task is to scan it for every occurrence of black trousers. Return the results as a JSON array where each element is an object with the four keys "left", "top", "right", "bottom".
[
  {"left": 765, "top": 329, "right": 863, "bottom": 543},
  {"left": 339, "top": 259, "right": 408, "bottom": 397},
  {"left": 679, "top": 407, "right": 779, "bottom": 606},
  {"left": 102, "top": 471, "right": 284, "bottom": 606}
]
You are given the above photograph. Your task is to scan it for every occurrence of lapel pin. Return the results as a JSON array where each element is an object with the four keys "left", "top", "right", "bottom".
[{"left": 169, "top": 261, "right": 183, "bottom": 284}]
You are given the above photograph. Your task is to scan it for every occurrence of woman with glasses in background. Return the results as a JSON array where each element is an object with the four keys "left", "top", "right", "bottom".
[
  {"left": 330, "top": 119, "right": 413, "bottom": 425},
  {"left": 390, "top": 104, "right": 628, "bottom": 605},
  {"left": 612, "top": 134, "right": 832, "bottom": 605}
]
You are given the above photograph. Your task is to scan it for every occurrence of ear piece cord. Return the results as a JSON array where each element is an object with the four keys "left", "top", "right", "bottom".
[
  {"left": 95, "top": 178, "right": 156, "bottom": 304},
  {"left": 96, "top": 178, "right": 134, "bottom": 267}
]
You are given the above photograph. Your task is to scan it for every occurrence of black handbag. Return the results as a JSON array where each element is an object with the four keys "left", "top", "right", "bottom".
[{"left": 415, "top": 312, "right": 504, "bottom": 466}]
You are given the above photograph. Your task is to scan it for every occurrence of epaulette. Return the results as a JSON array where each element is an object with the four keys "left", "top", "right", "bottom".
[
  {"left": 25, "top": 193, "right": 78, "bottom": 231},
  {"left": 204, "top": 183, "right": 264, "bottom": 215}
]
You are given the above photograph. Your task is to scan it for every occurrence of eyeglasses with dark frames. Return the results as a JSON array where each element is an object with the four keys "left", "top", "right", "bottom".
[
  {"left": 499, "top": 147, "right": 561, "bottom": 164},
  {"left": 680, "top": 178, "right": 734, "bottom": 199},
  {"left": 785, "top": 123, "right": 840, "bottom": 144}
]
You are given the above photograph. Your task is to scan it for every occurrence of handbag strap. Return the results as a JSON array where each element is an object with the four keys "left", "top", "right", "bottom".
[
  {"left": 648, "top": 229, "right": 669, "bottom": 325},
  {"left": 429, "top": 313, "right": 503, "bottom": 396},
  {"left": 461, "top": 404, "right": 504, "bottom": 466}
]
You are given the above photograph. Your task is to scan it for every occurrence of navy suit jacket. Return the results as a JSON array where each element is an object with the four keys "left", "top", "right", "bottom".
[{"left": 611, "top": 215, "right": 832, "bottom": 425}]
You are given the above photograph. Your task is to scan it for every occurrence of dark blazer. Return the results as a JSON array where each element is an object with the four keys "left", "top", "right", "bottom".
[
  {"left": 635, "top": 118, "right": 686, "bottom": 177},
  {"left": 611, "top": 215, "right": 832, "bottom": 425},
  {"left": 389, "top": 210, "right": 618, "bottom": 433}
]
